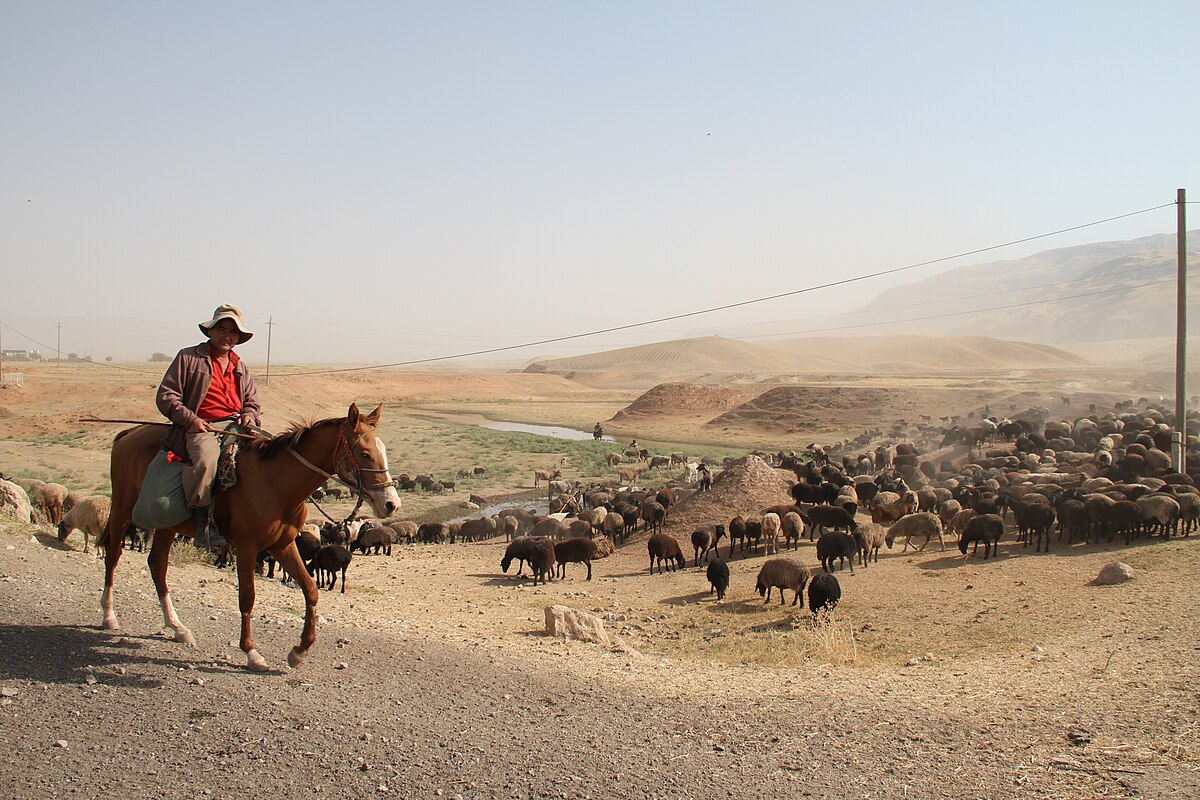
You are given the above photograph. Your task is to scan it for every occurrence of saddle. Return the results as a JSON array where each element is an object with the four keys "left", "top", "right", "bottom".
[{"left": 131, "top": 429, "right": 244, "bottom": 529}]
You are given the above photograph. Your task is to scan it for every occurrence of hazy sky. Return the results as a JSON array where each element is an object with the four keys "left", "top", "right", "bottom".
[{"left": 2, "top": 2, "right": 1198, "bottom": 368}]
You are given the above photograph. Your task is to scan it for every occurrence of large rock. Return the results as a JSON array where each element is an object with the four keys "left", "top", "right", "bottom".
[
  {"left": 544, "top": 605, "right": 611, "bottom": 646},
  {"left": 0, "top": 480, "right": 33, "bottom": 524},
  {"left": 1095, "top": 562, "right": 1134, "bottom": 585}
]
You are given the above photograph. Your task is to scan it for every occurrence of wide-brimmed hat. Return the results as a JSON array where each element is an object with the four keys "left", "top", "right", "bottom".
[{"left": 198, "top": 304, "right": 253, "bottom": 344}]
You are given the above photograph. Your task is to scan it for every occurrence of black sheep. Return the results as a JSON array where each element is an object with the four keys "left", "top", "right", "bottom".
[
  {"left": 706, "top": 559, "right": 730, "bottom": 601},
  {"left": 807, "top": 504, "right": 859, "bottom": 537},
  {"left": 808, "top": 572, "right": 842, "bottom": 614},
  {"left": 691, "top": 524, "right": 726, "bottom": 567},
  {"left": 647, "top": 532, "right": 686, "bottom": 575},
  {"left": 959, "top": 514, "right": 1004, "bottom": 559},
  {"left": 307, "top": 545, "right": 352, "bottom": 593},
  {"left": 816, "top": 531, "right": 857, "bottom": 574}
]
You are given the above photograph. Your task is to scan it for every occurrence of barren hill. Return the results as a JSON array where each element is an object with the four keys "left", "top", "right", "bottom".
[
  {"left": 609, "top": 383, "right": 753, "bottom": 421},
  {"left": 859, "top": 230, "right": 1200, "bottom": 343},
  {"left": 525, "top": 334, "right": 1083, "bottom": 382}
]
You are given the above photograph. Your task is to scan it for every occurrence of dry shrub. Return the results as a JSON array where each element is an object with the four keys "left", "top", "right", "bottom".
[{"left": 696, "top": 610, "right": 872, "bottom": 667}]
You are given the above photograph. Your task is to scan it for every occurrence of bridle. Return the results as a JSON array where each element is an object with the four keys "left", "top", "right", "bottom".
[{"left": 288, "top": 421, "right": 394, "bottom": 523}]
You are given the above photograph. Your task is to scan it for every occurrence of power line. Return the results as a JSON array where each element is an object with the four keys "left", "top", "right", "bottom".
[{"left": 273, "top": 201, "right": 1176, "bottom": 377}]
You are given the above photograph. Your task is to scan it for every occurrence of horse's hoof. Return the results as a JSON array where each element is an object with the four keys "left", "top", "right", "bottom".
[
  {"left": 287, "top": 647, "right": 307, "bottom": 668},
  {"left": 102, "top": 616, "right": 120, "bottom": 631},
  {"left": 246, "top": 649, "right": 270, "bottom": 672},
  {"left": 174, "top": 628, "right": 196, "bottom": 646}
]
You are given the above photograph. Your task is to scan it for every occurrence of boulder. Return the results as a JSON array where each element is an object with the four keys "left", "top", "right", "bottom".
[
  {"left": 0, "top": 479, "right": 32, "bottom": 523},
  {"left": 1095, "top": 562, "right": 1134, "bottom": 585},
  {"left": 544, "top": 605, "right": 611, "bottom": 646}
]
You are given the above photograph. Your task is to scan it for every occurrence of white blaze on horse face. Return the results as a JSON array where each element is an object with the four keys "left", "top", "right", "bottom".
[{"left": 366, "top": 436, "right": 401, "bottom": 517}]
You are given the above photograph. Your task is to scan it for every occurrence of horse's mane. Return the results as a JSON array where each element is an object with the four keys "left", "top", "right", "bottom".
[{"left": 246, "top": 416, "right": 344, "bottom": 460}]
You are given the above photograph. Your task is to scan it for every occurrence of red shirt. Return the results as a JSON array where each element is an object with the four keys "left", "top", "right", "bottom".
[{"left": 195, "top": 346, "right": 244, "bottom": 421}]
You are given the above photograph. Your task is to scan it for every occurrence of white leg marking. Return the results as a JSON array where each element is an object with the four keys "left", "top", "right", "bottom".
[
  {"left": 288, "top": 647, "right": 306, "bottom": 668},
  {"left": 159, "top": 593, "right": 195, "bottom": 646},
  {"left": 101, "top": 587, "right": 120, "bottom": 630},
  {"left": 246, "top": 648, "right": 269, "bottom": 672}
]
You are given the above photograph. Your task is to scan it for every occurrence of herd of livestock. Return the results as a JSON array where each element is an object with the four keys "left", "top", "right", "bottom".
[{"left": 4, "top": 399, "right": 1197, "bottom": 611}]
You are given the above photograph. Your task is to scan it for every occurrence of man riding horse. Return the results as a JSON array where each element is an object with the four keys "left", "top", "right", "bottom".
[{"left": 156, "top": 304, "right": 261, "bottom": 549}]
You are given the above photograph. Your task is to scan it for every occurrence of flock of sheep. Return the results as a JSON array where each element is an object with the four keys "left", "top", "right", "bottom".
[{"left": 4, "top": 396, "right": 1196, "bottom": 627}]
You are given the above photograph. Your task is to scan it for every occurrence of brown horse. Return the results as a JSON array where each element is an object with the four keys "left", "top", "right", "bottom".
[{"left": 101, "top": 403, "right": 401, "bottom": 671}]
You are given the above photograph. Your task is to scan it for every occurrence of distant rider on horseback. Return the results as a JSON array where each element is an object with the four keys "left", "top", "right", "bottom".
[{"left": 156, "top": 305, "right": 261, "bottom": 549}]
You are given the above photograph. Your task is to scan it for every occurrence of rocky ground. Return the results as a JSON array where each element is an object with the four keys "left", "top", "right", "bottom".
[{"left": 3, "top": 505, "right": 1198, "bottom": 799}]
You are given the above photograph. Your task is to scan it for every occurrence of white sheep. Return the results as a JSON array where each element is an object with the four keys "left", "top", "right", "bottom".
[
  {"left": 57, "top": 495, "right": 111, "bottom": 554},
  {"left": 885, "top": 512, "right": 945, "bottom": 552},
  {"left": 761, "top": 512, "right": 781, "bottom": 555}
]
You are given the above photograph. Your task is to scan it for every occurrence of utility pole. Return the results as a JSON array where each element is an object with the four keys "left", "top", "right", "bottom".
[
  {"left": 1174, "top": 188, "right": 1188, "bottom": 472},
  {"left": 265, "top": 316, "right": 273, "bottom": 387},
  {"left": 57, "top": 321, "right": 61, "bottom": 367}
]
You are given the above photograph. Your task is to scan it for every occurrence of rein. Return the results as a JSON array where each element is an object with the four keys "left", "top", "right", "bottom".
[{"left": 287, "top": 421, "right": 393, "bottom": 524}]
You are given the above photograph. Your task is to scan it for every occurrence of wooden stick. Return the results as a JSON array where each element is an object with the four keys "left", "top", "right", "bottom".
[{"left": 79, "top": 418, "right": 264, "bottom": 441}]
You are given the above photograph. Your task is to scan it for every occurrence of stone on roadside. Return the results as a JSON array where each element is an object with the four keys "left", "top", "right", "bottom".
[
  {"left": 544, "top": 605, "right": 611, "bottom": 647},
  {"left": 1095, "top": 562, "right": 1134, "bottom": 585}
]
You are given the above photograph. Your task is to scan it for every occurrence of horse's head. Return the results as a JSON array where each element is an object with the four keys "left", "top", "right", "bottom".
[{"left": 337, "top": 403, "right": 402, "bottom": 519}]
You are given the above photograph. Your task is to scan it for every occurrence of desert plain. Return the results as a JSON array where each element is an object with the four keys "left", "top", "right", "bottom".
[{"left": 1, "top": 338, "right": 1198, "bottom": 799}]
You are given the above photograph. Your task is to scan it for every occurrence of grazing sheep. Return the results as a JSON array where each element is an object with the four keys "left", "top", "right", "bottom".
[
  {"left": 884, "top": 512, "right": 946, "bottom": 552},
  {"left": 617, "top": 467, "right": 642, "bottom": 484},
  {"left": 870, "top": 491, "right": 918, "bottom": 525},
  {"left": 754, "top": 558, "right": 811, "bottom": 606},
  {"left": 937, "top": 499, "right": 963, "bottom": 528},
  {"left": 959, "top": 514, "right": 1005, "bottom": 559},
  {"left": 807, "top": 504, "right": 859, "bottom": 538},
  {"left": 530, "top": 516, "right": 566, "bottom": 541},
  {"left": 385, "top": 519, "right": 418, "bottom": 544},
  {"left": 761, "top": 512, "right": 781, "bottom": 555},
  {"left": 31, "top": 482, "right": 69, "bottom": 525},
  {"left": 56, "top": 495, "right": 110, "bottom": 554},
  {"left": 352, "top": 522, "right": 397, "bottom": 555},
  {"left": 946, "top": 508, "right": 978, "bottom": 541},
  {"left": 554, "top": 537, "right": 600, "bottom": 580},
  {"left": 807, "top": 572, "right": 842, "bottom": 614},
  {"left": 780, "top": 511, "right": 805, "bottom": 550},
  {"left": 727, "top": 515, "right": 747, "bottom": 558},
  {"left": 307, "top": 545, "right": 353, "bottom": 593},
  {"left": 525, "top": 537, "right": 557, "bottom": 585},
  {"left": 647, "top": 532, "right": 686, "bottom": 575},
  {"left": 816, "top": 532, "right": 858, "bottom": 574},
  {"left": 533, "top": 468, "right": 561, "bottom": 488},
  {"left": 601, "top": 511, "right": 626, "bottom": 544},
  {"left": 854, "top": 521, "right": 887, "bottom": 565},
  {"left": 501, "top": 536, "right": 539, "bottom": 577},
  {"left": 416, "top": 522, "right": 449, "bottom": 544},
  {"left": 691, "top": 524, "right": 726, "bottom": 567},
  {"left": 458, "top": 516, "right": 498, "bottom": 542},
  {"left": 706, "top": 559, "right": 730, "bottom": 600},
  {"left": 1011, "top": 500, "right": 1057, "bottom": 552},
  {"left": 1137, "top": 494, "right": 1181, "bottom": 538},
  {"left": 640, "top": 500, "right": 666, "bottom": 534}
]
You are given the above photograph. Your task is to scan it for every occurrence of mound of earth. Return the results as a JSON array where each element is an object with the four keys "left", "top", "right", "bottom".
[
  {"left": 610, "top": 383, "right": 753, "bottom": 421},
  {"left": 666, "top": 454, "right": 794, "bottom": 534},
  {"left": 708, "top": 385, "right": 922, "bottom": 435}
]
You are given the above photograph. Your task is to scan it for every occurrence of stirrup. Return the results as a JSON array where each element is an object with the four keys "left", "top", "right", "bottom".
[{"left": 192, "top": 507, "right": 227, "bottom": 550}]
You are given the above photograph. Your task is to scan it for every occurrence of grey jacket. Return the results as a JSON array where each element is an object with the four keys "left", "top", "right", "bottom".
[{"left": 156, "top": 342, "right": 261, "bottom": 458}]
